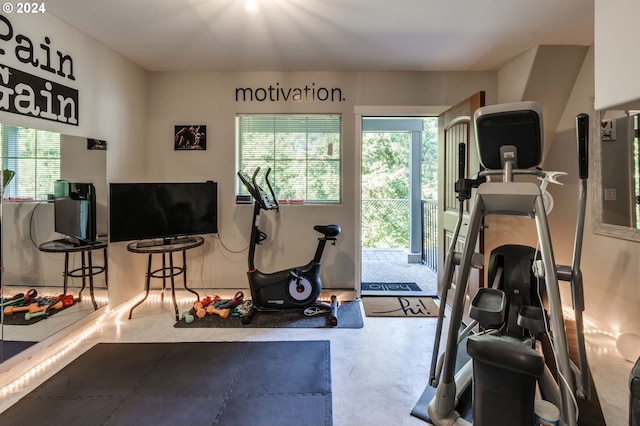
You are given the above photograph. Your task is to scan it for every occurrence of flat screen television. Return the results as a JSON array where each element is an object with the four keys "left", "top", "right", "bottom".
[
  {"left": 54, "top": 180, "right": 98, "bottom": 245},
  {"left": 109, "top": 181, "right": 218, "bottom": 243}
]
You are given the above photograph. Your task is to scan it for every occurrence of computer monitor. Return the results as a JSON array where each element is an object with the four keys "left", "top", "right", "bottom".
[{"left": 54, "top": 181, "right": 97, "bottom": 245}]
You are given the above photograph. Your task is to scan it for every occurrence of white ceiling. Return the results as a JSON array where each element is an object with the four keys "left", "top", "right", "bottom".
[{"left": 48, "top": 0, "right": 595, "bottom": 72}]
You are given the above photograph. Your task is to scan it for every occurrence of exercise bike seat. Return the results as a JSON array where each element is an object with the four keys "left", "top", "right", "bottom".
[{"left": 314, "top": 224, "right": 341, "bottom": 238}]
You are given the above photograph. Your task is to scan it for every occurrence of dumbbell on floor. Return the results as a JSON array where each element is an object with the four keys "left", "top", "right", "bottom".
[{"left": 181, "top": 310, "right": 194, "bottom": 323}]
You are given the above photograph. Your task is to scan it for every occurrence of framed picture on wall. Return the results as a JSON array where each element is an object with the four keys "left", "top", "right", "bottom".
[
  {"left": 87, "top": 138, "right": 107, "bottom": 150},
  {"left": 600, "top": 119, "right": 616, "bottom": 141},
  {"left": 174, "top": 125, "right": 206, "bottom": 150}
]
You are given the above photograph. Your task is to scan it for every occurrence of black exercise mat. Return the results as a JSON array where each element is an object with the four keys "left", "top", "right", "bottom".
[
  {"left": 0, "top": 340, "right": 37, "bottom": 361},
  {"left": 2, "top": 299, "right": 77, "bottom": 325},
  {"left": 174, "top": 300, "right": 363, "bottom": 329},
  {"left": 361, "top": 282, "right": 422, "bottom": 292},
  {"left": 0, "top": 341, "right": 332, "bottom": 426}
]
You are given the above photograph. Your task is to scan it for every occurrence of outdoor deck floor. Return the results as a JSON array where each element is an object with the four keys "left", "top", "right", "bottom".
[{"left": 361, "top": 248, "right": 438, "bottom": 295}]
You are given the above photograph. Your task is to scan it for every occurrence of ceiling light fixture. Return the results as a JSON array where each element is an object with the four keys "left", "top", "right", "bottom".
[{"left": 243, "top": 0, "right": 260, "bottom": 14}]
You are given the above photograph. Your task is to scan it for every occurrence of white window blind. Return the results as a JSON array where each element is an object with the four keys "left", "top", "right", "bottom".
[
  {"left": 1, "top": 124, "right": 60, "bottom": 200},
  {"left": 237, "top": 115, "right": 341, "bottom": 203}
]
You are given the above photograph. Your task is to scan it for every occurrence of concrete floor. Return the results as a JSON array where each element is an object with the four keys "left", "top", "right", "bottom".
[
  {"left": 361, "top": 248, "right": 438, "bottom": 295},
  {"left": 0, "top": 287, "right": 633, "bottom": 426}
]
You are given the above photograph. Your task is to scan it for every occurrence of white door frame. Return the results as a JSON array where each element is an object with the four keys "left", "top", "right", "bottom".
[{"left": 353, "top": 106, "right": 447, "bottom": 297}]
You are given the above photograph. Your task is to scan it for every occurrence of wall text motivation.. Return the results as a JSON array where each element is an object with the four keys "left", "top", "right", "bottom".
[{"left": 236, "top": 83, "right": 345, "bottom": 102}]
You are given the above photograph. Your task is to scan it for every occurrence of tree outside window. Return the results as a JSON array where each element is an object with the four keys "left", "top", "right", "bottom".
[{"left": 1, "top": 125, "right": 60, "bottom": 200}]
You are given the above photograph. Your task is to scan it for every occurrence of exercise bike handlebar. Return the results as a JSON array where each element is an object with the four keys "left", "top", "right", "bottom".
[
  {"left": 262, "top": 168, "right": 280, "bottom": 210},
  {"left": 238, "top": 167, "right": 279, "bottom": 211}
]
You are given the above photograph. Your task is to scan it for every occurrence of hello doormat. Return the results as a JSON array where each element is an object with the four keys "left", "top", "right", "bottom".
[
  {"left": 361, "top": 282, "right": 422, "bottom": 292},
  {"left": 362, "top": 296, "right": 439, "bottom": 317}
]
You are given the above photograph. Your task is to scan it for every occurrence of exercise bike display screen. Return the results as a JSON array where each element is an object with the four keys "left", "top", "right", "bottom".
[{"left": 109, "top": 181, "right": 218, "bottom": 243}]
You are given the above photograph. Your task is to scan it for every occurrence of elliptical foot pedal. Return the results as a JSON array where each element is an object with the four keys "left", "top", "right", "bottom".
[
  {"left": 469, "top": 287, "right": 506, "bottom": 329},
  {"left": 517, "top": 305, "right": 546, "bottom": 336}
]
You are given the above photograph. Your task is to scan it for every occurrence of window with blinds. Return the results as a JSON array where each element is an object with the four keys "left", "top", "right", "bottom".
[
  {"left": 237, "top": 115, "right": 341, "bottom": 203},
  {"left": 1, "top": 124, "right": 60, "bottom": 200}
]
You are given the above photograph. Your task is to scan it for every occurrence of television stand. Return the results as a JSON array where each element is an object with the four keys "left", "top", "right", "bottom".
[
  {"left": 135, "top": 236, "right": 199, "bottom": 248},
  {"left": 127, "top": 235, "right": 204, "bottom": 320},
  {"left": 164, "top": 236, "right": 199, "bottom": 245},
  {"left": 62, "top": 237, "right": 104, "bottom": 247},
  {"left": 38, "top": 239, "right": 108, "bottom": 310}
]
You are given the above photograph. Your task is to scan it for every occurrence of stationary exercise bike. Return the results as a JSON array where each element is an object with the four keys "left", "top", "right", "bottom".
[{"left": 238, "top": 167, "right": 341, "bottom": 325}]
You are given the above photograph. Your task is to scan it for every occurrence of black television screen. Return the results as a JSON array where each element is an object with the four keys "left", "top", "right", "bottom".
[
  {"left": 54, "top": 181, "right": 97, "bottom": 245},
  {"left": 109, "top": 181, "right": 218, "bottom": 243}
]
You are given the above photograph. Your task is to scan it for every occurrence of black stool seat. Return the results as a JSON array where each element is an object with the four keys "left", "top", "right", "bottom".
[{"left": 314, "top": 224, "right": 341, "bottom": 237}]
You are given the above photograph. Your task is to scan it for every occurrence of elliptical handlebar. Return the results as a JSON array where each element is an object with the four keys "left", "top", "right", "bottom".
[
  {"left": 454, "top": 143, "right": 486, "bottom": 201},
  {"left": 430, "top": 142, "right": 471, "bottom": 386},
  {"left": 576, "top": 113, "right": 589, "bottom": 179},
  {"left": 570, "top": 112, "right": 591, "bottom": 400}
]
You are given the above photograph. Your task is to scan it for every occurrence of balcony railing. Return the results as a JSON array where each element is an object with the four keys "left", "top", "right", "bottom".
[
  {"left": 421, "top": 200, "right": 437, "bottom": 272},
  {"left": 361, "top": 198, "right": 438, "bottom": 272}
]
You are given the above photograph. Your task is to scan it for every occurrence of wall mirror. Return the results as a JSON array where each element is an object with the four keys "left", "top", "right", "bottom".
[
  {"left": 1, "top": 126, "right": 108, "bottom": 362},
  {"left": 593, "top": 103, "right": 640, "bottom": 242}
]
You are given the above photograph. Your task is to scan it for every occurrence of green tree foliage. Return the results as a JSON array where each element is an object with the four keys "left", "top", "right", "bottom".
[
  {"left": 422, "top": 118, "right": 438, "bottom": 200},
  {"left": 1, "top": 125, "right": 60, "bottom": 200},
  {"left": 362, "top": 132, "right": 409, "bottom": 200},
  {"left": 362, "top": 118, "right": 438, "bottom": 248},
  {"left": 362, "top": 131, "right": 410, "bottom": 248},
  {"left": 238, "top": 116, "right": 340, "bottom": 202}
]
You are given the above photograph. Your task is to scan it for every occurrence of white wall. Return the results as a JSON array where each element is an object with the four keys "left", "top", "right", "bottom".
[
  {"left": 484, "top": 44, "right": 640, "bottom": 337},
  {"left": 143, "top": 71, "right": 497, "bottom": 299},
  {"left": 3, "top": 134, "right": 107, "bottom": 286},
  {"left": 547, "top": 48, "right": 640, "bottom": 335},
  {"left": 60, "top": 134, "right": 108, "bottom": 236},
  {"left": 594, "top": 0, "right": 640, "bottom": 109},
  {"left": 0, "top": 12, "right": 149, "bottom": 306},
  {"left": 0, "top": 13, "right": 148, "bottom": 154},
  {"left": 498, "top": 47, "right": 536, "bottom": 103},
  {"left": 1, "top": 11, "right": 500, "bottom": 308},
  {"left": 588, "top": 0, "right": 640, "bottom": 333},
  {"left": 2, "top": 202, "right": 59, "bottom": 285},
  {"left": 493, "top": 44, "right": 640, "bottom": 336}
]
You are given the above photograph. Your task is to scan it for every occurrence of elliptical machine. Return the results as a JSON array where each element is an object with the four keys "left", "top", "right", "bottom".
[
  {"left": 426, "top": 102, "right": 591, "bottom": 426},
  {"left": 238, "top": 167, "right": 341, "bottom": 325}
]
